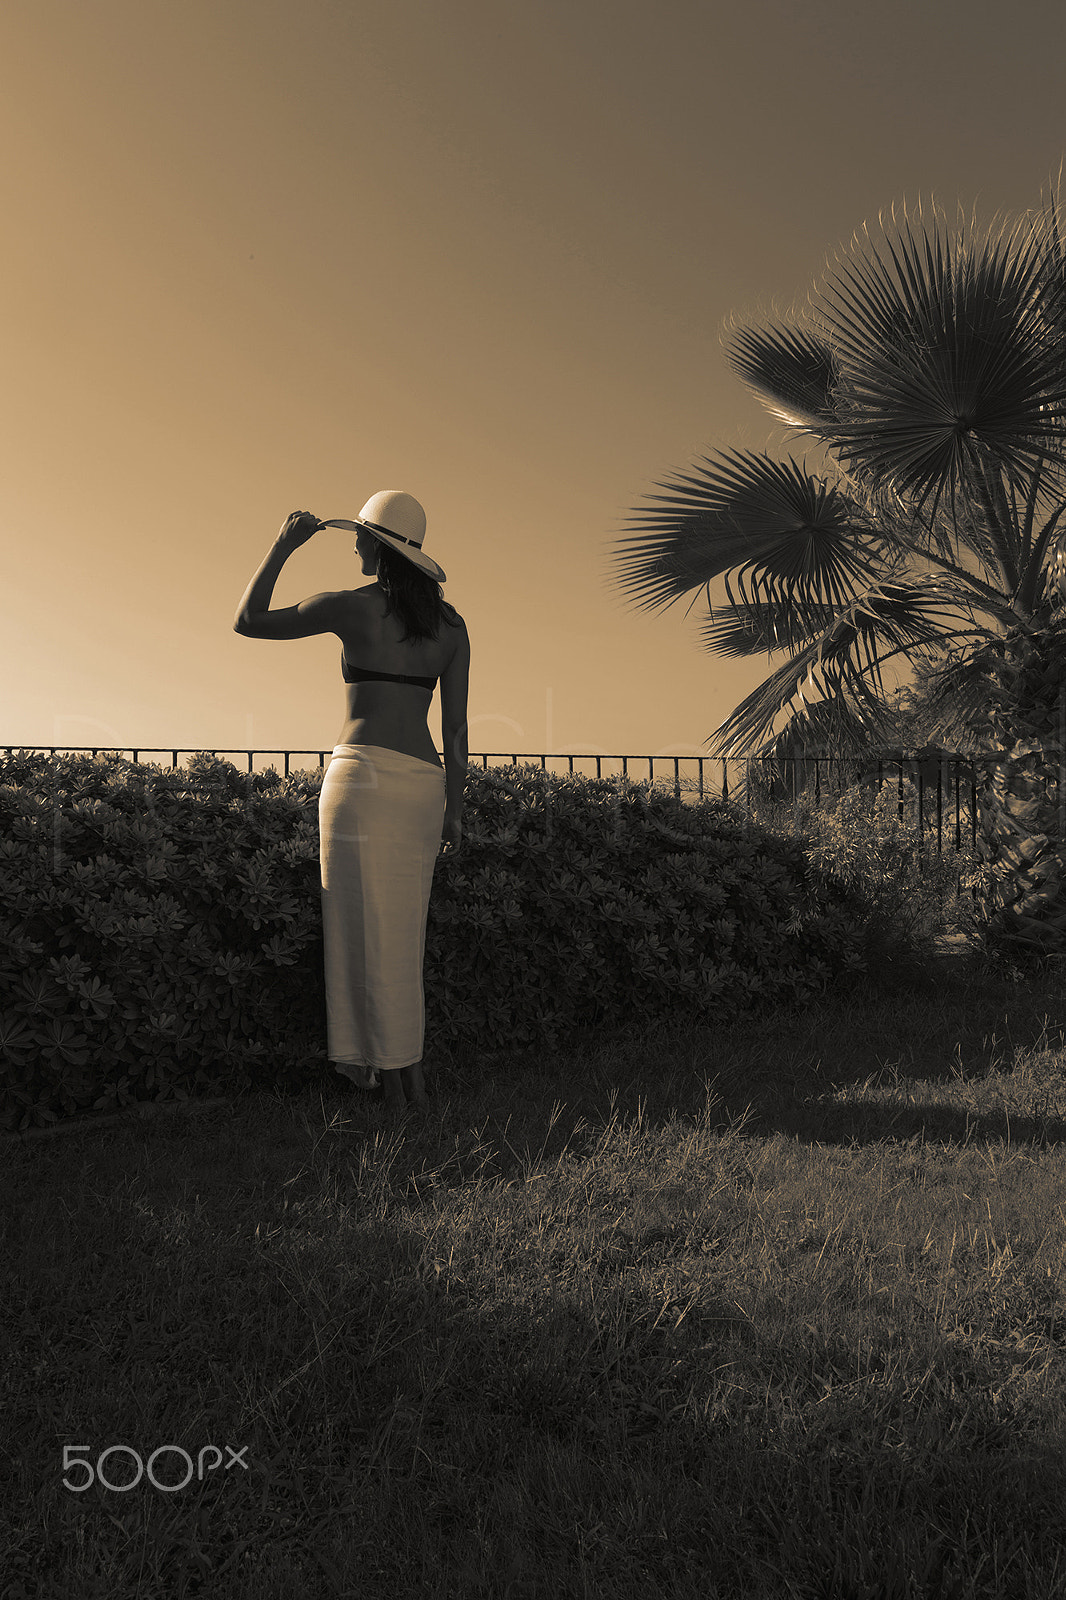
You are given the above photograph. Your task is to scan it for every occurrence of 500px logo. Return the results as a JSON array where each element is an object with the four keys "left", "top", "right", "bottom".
[{"left": 63, "top": 1443, "right": 249, "bottom": 1493}]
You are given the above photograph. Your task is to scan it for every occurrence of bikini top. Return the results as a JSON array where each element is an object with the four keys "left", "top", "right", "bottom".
[{"left": 341, "top": 650, "right": 437, "bottom": 691}]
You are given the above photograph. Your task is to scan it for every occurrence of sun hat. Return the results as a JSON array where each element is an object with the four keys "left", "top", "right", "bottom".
[{"left": 320, "top": 491, "right": 447, "bottom": 583}]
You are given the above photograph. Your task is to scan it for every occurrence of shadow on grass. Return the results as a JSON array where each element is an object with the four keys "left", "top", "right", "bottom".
[
  {"left": 7, "top": 920, "right": 1066, "bottom": 1176},
  {"left": 7, "top": 937, "right": 1066, "bottom": 1593},
  {"left": 9, "top": 1162, "right": 1066, "bottom": 1599},
  {"left": 396, "top": 941, "right": 1066, "bottom": 1178},
  {"left": 7, "top": 1017, "right": 1066, "bottom": 1598}
]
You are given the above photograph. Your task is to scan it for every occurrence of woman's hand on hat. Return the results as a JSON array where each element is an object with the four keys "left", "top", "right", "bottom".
[{"left": 277, "top": 510, "right": 322, "bottom": 550}]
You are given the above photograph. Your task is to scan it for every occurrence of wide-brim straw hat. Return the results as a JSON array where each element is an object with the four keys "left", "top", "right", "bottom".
[{"left": 321, "top": 490, "right": 446, "bottom": 583}]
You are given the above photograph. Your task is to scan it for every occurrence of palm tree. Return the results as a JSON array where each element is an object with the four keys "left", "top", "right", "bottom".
[{"left": 609, "top": 173, "right": 1066, "bottom": 954}]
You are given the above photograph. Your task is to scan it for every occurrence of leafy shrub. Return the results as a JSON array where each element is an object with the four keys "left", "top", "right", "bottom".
[
  {"left": 2, "top": 750, "right": 889, "bottom": 1134},
  {"left": 0, "top": 751, "right": 327, "bottom": 1133},
  {"left": 744, "top": 774, "right": 986, "bottom": 957},
  {"left": 422, "top": 762, "right": 879, "bottom": 1061}
]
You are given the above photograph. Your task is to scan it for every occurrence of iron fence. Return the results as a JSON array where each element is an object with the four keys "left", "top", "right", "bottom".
[{"left": 3, "top": 742, "right": 1054, "bottom": 859}]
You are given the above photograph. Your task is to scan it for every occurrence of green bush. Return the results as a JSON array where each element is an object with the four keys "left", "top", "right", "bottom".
[
  {"left": 425, "top": 762, "right": 881, "bottom": 1060},
  {"left": 0, "top": 750, "right": 327, "bottom": 1133},
  {"left": 1, "top": 750, "right": 892, "bottom": 1135},
  {"left": 743, "top": 774, "right": 988, "bottom": 955}
]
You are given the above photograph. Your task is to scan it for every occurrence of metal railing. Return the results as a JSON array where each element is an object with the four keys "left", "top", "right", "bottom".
[{"left": 1, "top": 742, "right": 1043, "bottom": 858}]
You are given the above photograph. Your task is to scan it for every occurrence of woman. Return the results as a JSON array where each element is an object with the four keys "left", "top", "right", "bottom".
[{"left": 234, "top": 490, "right": 470, "bottom": 1120}]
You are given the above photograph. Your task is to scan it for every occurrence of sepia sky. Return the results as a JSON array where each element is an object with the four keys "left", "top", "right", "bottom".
[{"left": 3, "top": 0, "right": 1065, "bottom": 780}]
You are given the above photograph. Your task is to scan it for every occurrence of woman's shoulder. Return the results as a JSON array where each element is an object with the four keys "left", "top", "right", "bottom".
[{"left": 351, "top": 582, "right": 463, "bottom": 636}]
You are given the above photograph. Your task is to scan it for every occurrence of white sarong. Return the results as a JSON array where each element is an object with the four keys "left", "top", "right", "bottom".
[{"left": 319, "top": 744, "right": 446, "bottom": 1087}]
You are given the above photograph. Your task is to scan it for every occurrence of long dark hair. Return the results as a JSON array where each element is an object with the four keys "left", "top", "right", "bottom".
[{"left": 372, "top": 538, "right": 462, "bottom": 645}]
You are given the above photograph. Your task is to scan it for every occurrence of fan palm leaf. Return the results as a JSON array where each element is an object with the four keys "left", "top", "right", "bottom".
[
  {"left": 614, "top": 449, "right": 897, "bottom": 660},
  {"left": 703, "top": 576, "right": 986, "bottom": 758},
  {"left": 723, "top": 320, "right": 840, "bottom": 437},
  {"left": 613, "top": 443, "right": 1023, "bottom": 755},
  {"left": 1032, "top": 157, "right": 1066, "bottom": 350},
  {"left": 816, "top": 201, "right": 1066, "bottom": 523}
]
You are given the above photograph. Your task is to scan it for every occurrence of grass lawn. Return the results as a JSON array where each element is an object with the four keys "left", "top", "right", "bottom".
[{"left": 4, "top": 922, "right": 1066, "bottom": 1599}]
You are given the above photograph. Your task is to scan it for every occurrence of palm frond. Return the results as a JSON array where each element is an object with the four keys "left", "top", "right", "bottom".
[
  {"left": 816, "top": 202, "right": 1066, "bottom": 517},
  {"left": 705, "top": 647, "right": 906, "bottom": 764},
  {"left": 701, "top": 571, "right": 991, "bottom": 666},
  {"left": 1034, "top": 159, "right": 1066, "bottom": 346},
  {"left": 700, "top": 578, "right": 981, "bottom": 758},
  {"left": 722, "top": 319, "right": 839, "bottom": 436},
  {"left": 1019, "top": 455, "right": 1048, "bottom": 564},
  {"left": 697, "top": 603, "right": 838, "bottom": 658},
  {"left": 612, "top": 449, "right": 892, "bottom": 654}
]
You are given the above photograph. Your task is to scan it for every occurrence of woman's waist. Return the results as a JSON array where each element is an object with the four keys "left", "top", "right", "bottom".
[{"left": 334, "top": 721, "right": 443, "bottom": 769}]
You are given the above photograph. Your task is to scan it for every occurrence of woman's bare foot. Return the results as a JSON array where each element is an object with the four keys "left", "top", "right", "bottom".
[
  {"left": 380, "top": 1062, "right": 430, "bottom": 1119},
  {"left": 381, "top": 1069, "right": 408, "bottom": 1119},
  {"left": 400, "top": 1061, "right": 430, "bottom": 1110}
]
